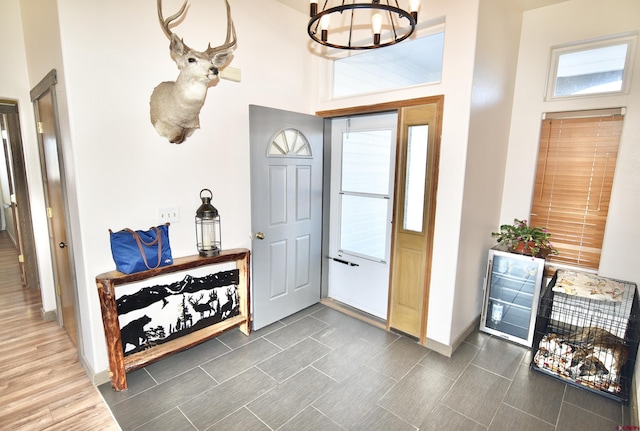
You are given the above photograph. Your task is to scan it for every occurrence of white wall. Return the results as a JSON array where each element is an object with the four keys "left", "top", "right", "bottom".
[
  {"left": 14, "top": 0, "right": 316, "bottom": 378},
  {"left": 505, "top": 0, "right": 640, "bottom": 283},
  {"left": 315, "top": 0, "right": 640, "bottom": 350},
  {"left": 452, "top": 0, "right": 523, "bottom": 343},
  {"left": 313, "top": 0, "right": 482, "bottom": 348},
  {"left": 505, "top": 0, "right": 640, "bottom": 415},
  {"left": 0, "top": 0, "right": 56, "bottom": 310}
]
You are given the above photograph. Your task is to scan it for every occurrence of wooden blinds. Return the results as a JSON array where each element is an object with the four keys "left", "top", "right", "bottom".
[{"left": 530, "top": 113, "right": 623, "bottom": 270}]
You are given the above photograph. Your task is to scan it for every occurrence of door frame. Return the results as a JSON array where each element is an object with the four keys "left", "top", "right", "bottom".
[
  {"left": 0, "top": 100, "right": 40, "bottom": 290},
  {"left": 317, "top": 95, "right": 444, "bottom": 344},
  {"left": 30, "top": 69, "right": 81, "bottom": 344}
]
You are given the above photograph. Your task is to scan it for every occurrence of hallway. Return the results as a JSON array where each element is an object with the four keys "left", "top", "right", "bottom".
[{"left": 0, "top": 231, "right": 119, "bottom": 430}]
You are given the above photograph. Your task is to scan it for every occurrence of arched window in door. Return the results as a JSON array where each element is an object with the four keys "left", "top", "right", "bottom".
[{"left": 268, "top": 128, "right": 312, "bottom": 157}]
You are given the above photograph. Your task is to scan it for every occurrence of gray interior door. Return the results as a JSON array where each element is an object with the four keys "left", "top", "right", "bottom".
[
  {"left": 249, "top": 105, "right": 323, "bottom": 330},
  {"left": 31, "top": 71, "right": 78, "bottom": 346}
]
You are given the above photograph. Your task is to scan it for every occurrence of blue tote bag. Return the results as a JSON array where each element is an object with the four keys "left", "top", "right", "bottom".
[{"left": 109, "top": 223, "right": 173, "bottom": 274}]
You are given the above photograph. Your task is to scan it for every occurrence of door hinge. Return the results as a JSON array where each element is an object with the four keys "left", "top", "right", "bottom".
[
  {"left": 10, "top": 194, "right": 17, "bottom": 204},
  {"left": 47, "top": 207, "right": 53, "bottom": 218},
  {"left": 18, "top": 254, "right": 24, "bottom": 263},
  {"left": 37, "top": 122, "right": 44, "bottom": 134},
  {"left": 56, "top": 285, "right": 61, "bottom": 296}
]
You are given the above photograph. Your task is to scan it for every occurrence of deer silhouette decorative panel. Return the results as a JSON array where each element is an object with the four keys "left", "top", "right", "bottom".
[{"left": 116, "top": 266, "right": 239, "bottom": 356}]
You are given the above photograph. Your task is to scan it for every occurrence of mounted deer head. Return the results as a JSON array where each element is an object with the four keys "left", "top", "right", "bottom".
[{"left": 150, "top": 0, "right": 237, "bottom": 144}]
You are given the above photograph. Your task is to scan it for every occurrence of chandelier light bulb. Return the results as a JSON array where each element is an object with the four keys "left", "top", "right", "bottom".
[
  {"left": 371, "top": 13, "right": 382, "bottom": 34},
  {"left": 409, "top": 0, "right": 420, "bottom": 20},
  {"left": 320, "top": 14, "right": 330, "bottom": 30},
  {"left": 320, "top": 14, "right": 330, "bottom": 41},
  {"left": 372, "top": 13, "right": 382, "bottom": 45}
]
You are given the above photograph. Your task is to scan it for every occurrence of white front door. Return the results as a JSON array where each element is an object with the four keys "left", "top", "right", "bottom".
[
  {"left": 249, "top": 105, "right": 324, "bottom": 330},
  {"left": 328, "top": 112, "right": 397, "bottom": 319}
]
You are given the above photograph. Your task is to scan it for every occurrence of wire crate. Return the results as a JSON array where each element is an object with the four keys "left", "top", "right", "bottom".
[{"left": 531, "top": 269, "right": 639, "bottom": 403}]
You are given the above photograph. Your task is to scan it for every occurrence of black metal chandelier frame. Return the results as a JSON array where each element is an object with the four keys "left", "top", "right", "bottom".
[{"left": 308, "top": 1, "right": 417, "bottom": 50}]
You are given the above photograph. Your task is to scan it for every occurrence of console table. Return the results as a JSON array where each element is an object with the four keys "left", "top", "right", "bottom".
[{"left": 96, "top": 249, "right": 250, "bottom": 391}]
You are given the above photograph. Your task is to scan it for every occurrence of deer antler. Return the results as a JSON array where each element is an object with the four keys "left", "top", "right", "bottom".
[
  {"left": 205, "top": 0, "right": 237, "bottom": 59},
  {"left": 157, "top": 0, "right": 236, "bottom": 58},
  {"left": 157, "top": 0, "right": 188, "bottom": 41}
]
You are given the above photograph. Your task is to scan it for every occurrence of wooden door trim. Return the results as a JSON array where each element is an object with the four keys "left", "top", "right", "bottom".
[
  {"left": 316, "top": 96, "right": 444, "bottom": 118},
  {"left": 418, "top": 101, "right": 442, "bottom": 345},
  {"left": 318, "top": 96, "right": 443, "bottom": 345}
]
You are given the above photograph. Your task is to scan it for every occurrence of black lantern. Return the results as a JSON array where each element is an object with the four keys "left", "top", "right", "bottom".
[{"left": 195, "top": 188, "right": 221, "bottom": 257}]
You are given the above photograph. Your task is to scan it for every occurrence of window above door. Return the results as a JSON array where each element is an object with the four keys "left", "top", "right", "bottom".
[
  {"left": 546, "top": 33, "right": 637, "bottom": 100},
  {"left": 331, "top": 27, "right": 444, "bottom": 99}
]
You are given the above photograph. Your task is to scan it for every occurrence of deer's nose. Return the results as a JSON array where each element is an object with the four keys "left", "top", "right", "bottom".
[{"left": 210, "top": 66, "right": 219, "bottom": 75}]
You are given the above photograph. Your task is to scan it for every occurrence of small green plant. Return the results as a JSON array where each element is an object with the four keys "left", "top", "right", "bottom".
[{"left": 491, "top": 218, "right": 559, "bottom": 257}]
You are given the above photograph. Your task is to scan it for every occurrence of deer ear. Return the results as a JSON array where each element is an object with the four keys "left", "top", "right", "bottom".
[
  {"left": 211, "top": 50, "right": 233, "bottom": 67},
  {"left": 169, "top": 34, "right": 187, "bottom": 57}
]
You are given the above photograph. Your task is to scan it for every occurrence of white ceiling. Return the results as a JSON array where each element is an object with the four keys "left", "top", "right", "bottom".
[
  {"left": 274, "top": 0, "right": 570, "bottom": 15},
  {"left": 515, "top": 0, "right": 569, "bottom": 10},
  {"left": 274, "top": 0, "right": 307, "bottom": 15}
]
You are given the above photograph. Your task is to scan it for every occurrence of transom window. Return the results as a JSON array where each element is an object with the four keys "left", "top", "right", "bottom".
[
  {"left": 546, "top": 33, "right": 637, "bottom": 100},
  {"left": 332, "top": 30, "right": 444, "bottom": 99}
]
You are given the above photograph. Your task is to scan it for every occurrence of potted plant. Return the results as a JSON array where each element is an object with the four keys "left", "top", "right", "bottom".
[{"left": 491, "top": 218, "right": 559, "bottom": 258}]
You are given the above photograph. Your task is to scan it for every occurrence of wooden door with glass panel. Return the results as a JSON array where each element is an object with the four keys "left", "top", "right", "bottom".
[{"left": 388, "top": 102, "right": 441, "bottom": 341}]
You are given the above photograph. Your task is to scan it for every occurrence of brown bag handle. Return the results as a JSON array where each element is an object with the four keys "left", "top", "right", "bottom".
[{"left": 126, "top": 226, "right": 163, "bottom": 270}]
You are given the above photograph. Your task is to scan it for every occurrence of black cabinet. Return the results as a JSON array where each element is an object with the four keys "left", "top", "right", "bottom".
[{"left": 480, "top": 248, "right": 545, "bottom": 346}]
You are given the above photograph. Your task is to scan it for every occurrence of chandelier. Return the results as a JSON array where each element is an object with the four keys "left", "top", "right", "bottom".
[{"left": 308, "top": 0, "right": 420, "bottom": 50}]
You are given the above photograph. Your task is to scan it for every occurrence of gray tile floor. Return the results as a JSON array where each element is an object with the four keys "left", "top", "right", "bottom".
[{"left": 99, "top": 303, "right": 633, "bottom": 431}]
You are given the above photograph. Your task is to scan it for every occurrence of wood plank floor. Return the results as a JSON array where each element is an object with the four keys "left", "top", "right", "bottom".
[{"left": 0, "top": 231, "right": 120, "bottom": 430}]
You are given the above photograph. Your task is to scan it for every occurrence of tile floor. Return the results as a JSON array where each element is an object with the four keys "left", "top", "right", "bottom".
[{"left": 99, "top": 303, "right": 634, "bottom": 431}]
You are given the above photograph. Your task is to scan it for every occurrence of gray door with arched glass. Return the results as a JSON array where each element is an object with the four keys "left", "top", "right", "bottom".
[{"left": 249, "top": 105, "right": 323, "bottom": 330}]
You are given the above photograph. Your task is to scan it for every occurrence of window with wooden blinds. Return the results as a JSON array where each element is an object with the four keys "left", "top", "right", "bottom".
[{"left": 530, "top": 111, "right": 623, "bottom": 270}]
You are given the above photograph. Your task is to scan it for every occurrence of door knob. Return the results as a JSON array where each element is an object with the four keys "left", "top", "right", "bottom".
[
  {"left": 59, "top": 242, "right": 68, "bottom": 248},
  {"left": 256, "top": 232, "right": 265, "bottom": 240}
]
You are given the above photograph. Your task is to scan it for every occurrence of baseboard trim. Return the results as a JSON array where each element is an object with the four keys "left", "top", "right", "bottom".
[
  {"left": 41, "top": 308, "right": 56, "bottom": 321},
  {"left": 79, "top": 352, "right": 111, "bottom": 386},
  {"left": 425, "top": 315, "right": 481, "bottom": 358},
  {"left": 424, "top": 337, "right": 454, "bottom": 357},
  {"left": 319, "top": 298, "right": 386, "bottom": 330},
  {"left": 38, "top": 307, "right": 110, "bottom": 386}
]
